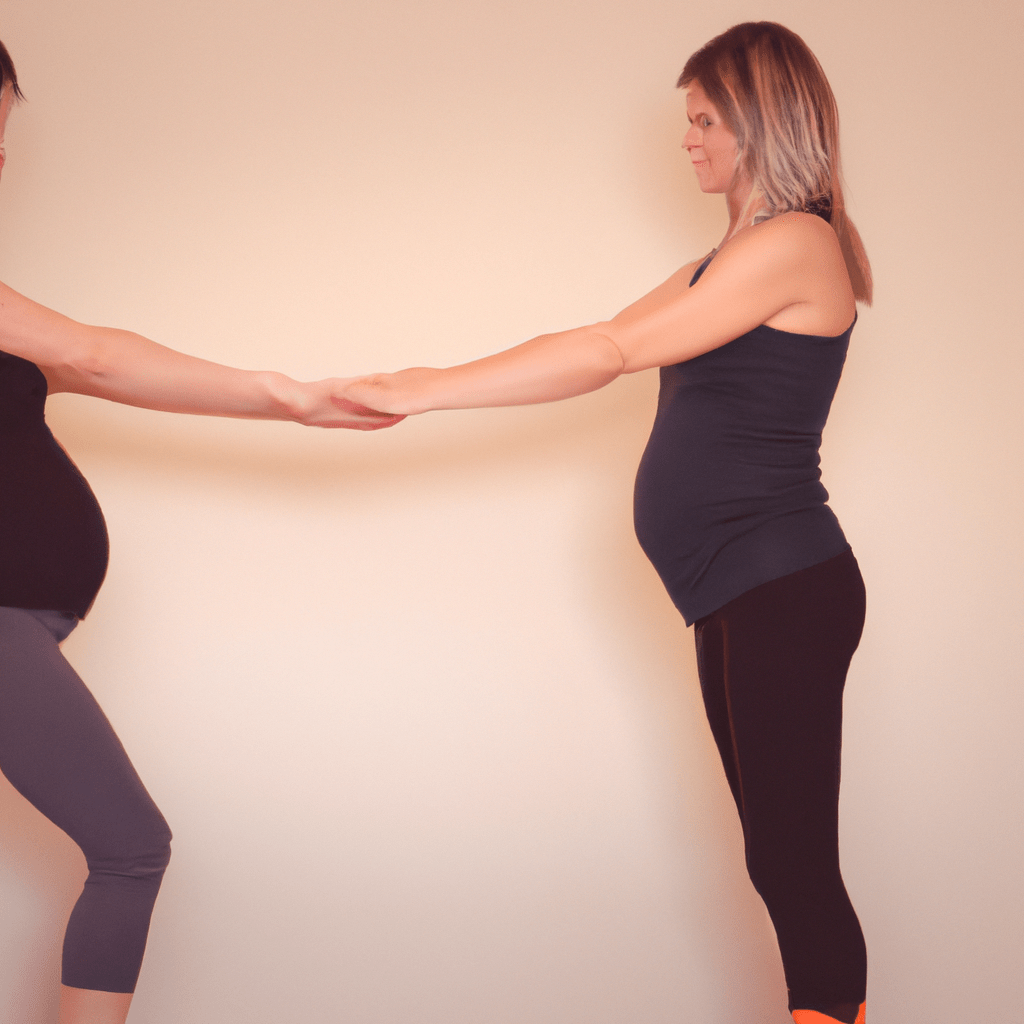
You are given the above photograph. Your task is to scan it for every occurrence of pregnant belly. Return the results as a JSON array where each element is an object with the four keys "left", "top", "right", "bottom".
[{"left": 0, "top": 430, "right": 110, "bottom": 612}]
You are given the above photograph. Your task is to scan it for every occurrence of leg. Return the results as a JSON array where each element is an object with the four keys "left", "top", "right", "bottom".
[
  {"left": 693, "top": 611, "right": 742, "bottom": 814},
  {"left": 58, "top": 988, "right": 134, "bottom": 1024},
  {"left": 0, "top": 607, "right": 172, "bottom": 1011},
  {"left": 693, "top": 552, "right": 867, "bottom": 1023}
]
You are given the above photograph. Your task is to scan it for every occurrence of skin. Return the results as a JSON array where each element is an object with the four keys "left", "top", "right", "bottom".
[
  {"left": 0, "top": 83, "right": 9, "bottom": 180},
  {"left": 337, "top": 80, "right": 855, "bottom": 417},
  {"left": 336, "top": 78, "right": 862, "bottom": 1024},
  {"left": 57, "top": 987, "right": 133, "bottom": 1024},
  {"left": 0, "top": 86, "right": 403, "bottom": 430},
  {"left": 340, "top": 78, "right": 862, "bottom": 1024},
  {"left": 0, "top": 78, "right": 403, "bottom": 1024},
  {"left": 682, "top": 80, "right": 755, "bottom": 231}
]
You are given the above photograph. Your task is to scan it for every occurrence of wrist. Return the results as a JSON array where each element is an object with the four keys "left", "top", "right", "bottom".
[
  {"left": 257, "top": 370, "right": 308, "bottom": 422},
  {"left": 354, "top": 368, "right": 439, "bottom": 416},
  {"left": 390, "top": 367, "right": 440, "bottom": 415}
]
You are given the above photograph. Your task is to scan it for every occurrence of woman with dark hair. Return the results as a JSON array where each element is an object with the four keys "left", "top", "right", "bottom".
[
  {"left": 0, "top": 39, "right": 401, "bottom": 1024},
  {"left": 341, "top": 22, "right": 871, "bottom": 1024}
]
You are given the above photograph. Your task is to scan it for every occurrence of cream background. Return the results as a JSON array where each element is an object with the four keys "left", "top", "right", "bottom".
[{"left": 0, "top": 1, "right": 1021, "bottom": 1022}]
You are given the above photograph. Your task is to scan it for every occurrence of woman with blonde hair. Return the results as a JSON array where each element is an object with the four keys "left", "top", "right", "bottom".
[
  {"left": 341, "top": 21, "right": 872, "bottom": 1024},
  {"left": 0, "top": 39, "right": 400, "bottom": 1024}
]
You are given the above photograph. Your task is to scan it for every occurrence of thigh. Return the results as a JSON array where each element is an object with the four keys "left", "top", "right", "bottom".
[
  {"left": 0, "top": 607, "right": 167, "bottom": 856},
  {"left": 713, "top": 551, "right": 865, "bottom": 841},
  {"left": 694, "top": 614, "right": 743, "bottom": 814}
]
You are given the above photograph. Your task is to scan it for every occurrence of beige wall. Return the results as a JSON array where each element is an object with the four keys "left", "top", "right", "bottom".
[{"left": 1, "top": 1, "right": 1021, "bottom": 1022}]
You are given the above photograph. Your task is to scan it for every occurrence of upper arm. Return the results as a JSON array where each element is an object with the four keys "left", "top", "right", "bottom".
[
  {"left": 599, "top": 214, "right": 851, "bottom": 372},
  {"left": 0, "top": 280, "right": 97, "bottom": 389}
]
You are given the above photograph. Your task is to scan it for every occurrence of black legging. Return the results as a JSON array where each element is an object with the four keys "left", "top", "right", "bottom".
[
  {"left": 693, "top": 549, "right": 867, "bottom": 1023},
  {"left": 0, "top": 606, "right": 171, "bottom": 994}
]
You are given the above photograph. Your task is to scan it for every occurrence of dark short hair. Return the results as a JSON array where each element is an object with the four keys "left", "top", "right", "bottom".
[{"left": 0, "top": 38, "right": 25, "bottom": 100}]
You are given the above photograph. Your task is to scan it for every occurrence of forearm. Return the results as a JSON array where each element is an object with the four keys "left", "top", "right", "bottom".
[
  {"left": 1, "top": 280, "right": 402, "bottom": 429},
  {"left": 344, "top": 326, "right": 625, "bottom": 416},
  {"left": 46, "top": 325, "right": 311, "bottom": 421}
]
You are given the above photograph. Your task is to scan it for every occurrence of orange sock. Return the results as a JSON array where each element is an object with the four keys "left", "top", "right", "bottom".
[{"left": 792, "top": 1004, "right": 865, "bottom": 1024}]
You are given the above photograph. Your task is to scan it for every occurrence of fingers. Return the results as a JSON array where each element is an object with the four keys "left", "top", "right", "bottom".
[
  {"left": 291, "top": 377, "right": 405, "bottom": 430},
  {"left": 324, "top": 386, "right": 406, "bottom": 430},
  {"left": 332, "top": 411, "right": 406, "bottom": 431},
  {"left": 314, "top": 404, "right": 406, "bottom": 429},
  {"left": 333, "top": 373, "right": 411, "bottom": 416},
  {"left": 331, "top": 395, "right": 386, "bottom": 418},
  {"left": 329, "top": 374, "right": 409, "bottom": 420}
]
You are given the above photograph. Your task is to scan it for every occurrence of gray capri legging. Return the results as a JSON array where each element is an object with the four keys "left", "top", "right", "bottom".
[{"left": 0, "top": 606, "right": 171, "bottom": 994}]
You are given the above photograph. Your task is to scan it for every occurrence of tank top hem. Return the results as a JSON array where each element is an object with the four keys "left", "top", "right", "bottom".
[{"left": 654, "top": 507, "right": 851, "bottom": 626}]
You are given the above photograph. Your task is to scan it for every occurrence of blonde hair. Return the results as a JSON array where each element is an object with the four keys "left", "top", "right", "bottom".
[{"left": 680, "top": 22, "right": 872, "bottom": 303}]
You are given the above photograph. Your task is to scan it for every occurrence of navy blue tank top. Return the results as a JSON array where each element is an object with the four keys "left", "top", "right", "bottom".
[
  {"left": 0, "top": 350, "right": 109, "bottom": 617},
  {"left": 633, "top": 254, "right": 853, "bottom": 625}
]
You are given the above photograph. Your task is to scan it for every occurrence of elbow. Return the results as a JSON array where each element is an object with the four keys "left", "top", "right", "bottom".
[
  {"left": 39, "top": 330, "right": 112, "bottom": 396},
  {"left": 526, "top": 326, "right": 624, "bottom": 403},
  {"left": 585, "top": 325, "right": 627, "bottom": 384},
  {"left": 61, "top": 327, "right": 118, "bottom": 385}
]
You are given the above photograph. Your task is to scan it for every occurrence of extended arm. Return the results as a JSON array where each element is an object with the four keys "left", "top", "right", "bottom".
[
  {"left": 0, "top": 281, "right": 404, "bottom": 430},
  {"left": 337, "top": 327, "right": 626, "bottom": 417},
  {"left": 338, "top": 213, "right": 854, "bottom": 418}
]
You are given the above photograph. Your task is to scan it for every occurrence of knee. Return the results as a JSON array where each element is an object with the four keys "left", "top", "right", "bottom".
[
  {"left": 132, "top": 818, "right": 173, "bottom": 880},
  {"left": 744, "top": 838, "right": 843, "bottom": 908},
  {"left": 85, "top": 813, "right": 172, "bottom": 883}
]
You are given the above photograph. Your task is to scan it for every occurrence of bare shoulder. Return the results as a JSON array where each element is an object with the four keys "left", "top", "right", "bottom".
[
  {"left": 709, "top": 212, "right": 854, "bottom": 335},
  {"left": 720, "top": 211, "right": 840, "bottom": 265},
  {"left": 0, "top": 278, "right": 91, "bottom": 369}
]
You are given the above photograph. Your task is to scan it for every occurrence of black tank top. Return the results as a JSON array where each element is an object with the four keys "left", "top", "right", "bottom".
[
  {"left": 0, "top": 350, "right": 109, "bottom": 617},
  {"left": 633, "top": 254, "right": 853, "bottom": 624}
]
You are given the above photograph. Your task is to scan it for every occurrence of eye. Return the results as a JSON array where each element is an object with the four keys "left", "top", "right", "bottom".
[{"left": 701, "top": 116, "right": 711, "bottom": 128}]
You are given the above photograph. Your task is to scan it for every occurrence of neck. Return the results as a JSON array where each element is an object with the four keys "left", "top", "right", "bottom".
[{"left": 720, "top": 175, "right": 766, "bottom": 247}]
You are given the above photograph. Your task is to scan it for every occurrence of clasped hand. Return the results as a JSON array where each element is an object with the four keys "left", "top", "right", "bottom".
[{"left": 289, "top": 376, "right": 403, "bottom": 430}]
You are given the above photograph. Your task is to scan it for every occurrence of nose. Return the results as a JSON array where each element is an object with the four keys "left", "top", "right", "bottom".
[{"left": 682, "top": 124, "right": 701, "bottom": 150}]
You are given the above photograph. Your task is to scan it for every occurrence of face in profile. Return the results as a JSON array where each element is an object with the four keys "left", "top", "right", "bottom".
[
  {"left": 0, "top": 84, "right": 12, "bottom": 181},
  {"left": 682, "top": 81, "right": 741, "bottom": 195}
]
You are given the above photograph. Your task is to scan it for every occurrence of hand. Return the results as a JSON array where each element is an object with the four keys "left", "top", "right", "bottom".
[
  {"left": 286, "top": 377, "right": 407, "bottom": 430},
  {"left": 333, "top": 369, "right": 438, "bottom": 418}
]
